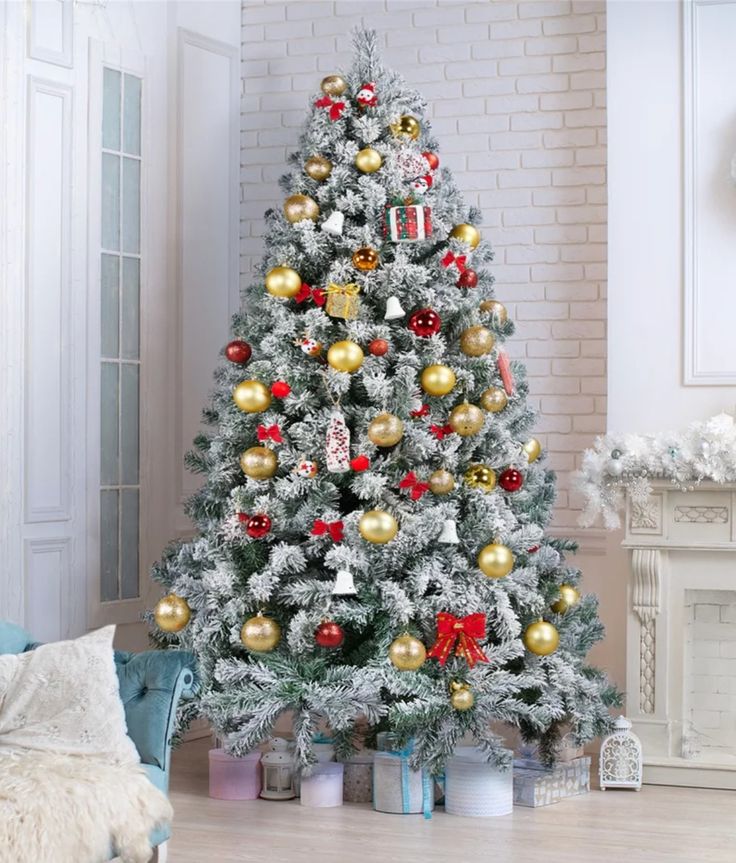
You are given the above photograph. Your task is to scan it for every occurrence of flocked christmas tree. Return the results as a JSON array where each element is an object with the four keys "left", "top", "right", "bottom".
[{"left": 151, "top": 30, "right": 618, "bottom": 772}]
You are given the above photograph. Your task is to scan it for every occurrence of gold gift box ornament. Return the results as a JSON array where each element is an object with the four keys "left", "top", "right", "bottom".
[{"left": 325, "top": 282, "right": 360, "bottom": 320}]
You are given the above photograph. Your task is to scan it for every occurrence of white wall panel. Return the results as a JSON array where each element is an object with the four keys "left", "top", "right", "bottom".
[
  {"left": 27, "top": 0, "right": 73, "bottom": 68},
  {"left": 24, "top": 538, "right": 71, "bottom": 642}
]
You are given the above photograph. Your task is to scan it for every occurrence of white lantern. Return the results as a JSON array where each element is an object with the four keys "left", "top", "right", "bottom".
[
  {"left": 599, "top": 715, "right": 643, "bottom": 791},
  {"left": 260, "top": 737, "right": 295, "bottom": 800}
]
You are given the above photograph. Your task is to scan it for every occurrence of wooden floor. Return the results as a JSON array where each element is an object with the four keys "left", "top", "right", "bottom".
[{"left": 168, "top": 738, "right": 735, "bottom": 863}]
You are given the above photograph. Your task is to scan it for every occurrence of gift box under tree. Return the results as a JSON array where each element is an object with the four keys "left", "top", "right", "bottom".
[
  {"left": 383, "top": 197, "right": 432, "bottom": 242},
  {"left": 513, "top": 755, "right": 591, "bottom": 807}
]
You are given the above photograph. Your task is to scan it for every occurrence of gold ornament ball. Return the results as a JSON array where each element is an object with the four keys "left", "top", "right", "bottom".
[
  {"left": 390, "top": 115, "right": 421, "bottom": 140},
  {"left": 480, "top": 299, "right": 508, "bottom": 322},
  {"left": 233, "top": 380, "right": 271, "bottom": 414},
  {"left": 523, "top": 620, "right": 560, "bottom": 656},
  {"left": 284, "top": 194, "right": 319, "bottom": 224},
  {"left": 241, "top": 614, "right": 281, "bottom": 652},
  {"left": 388, "top": 634, "right": 426, "bottom": 671},
  {"left": 429, "top": 469, "right": 455, "bottom": 495},
  {"left": 352, "top": 246, "right": 379, "bottom": 271},
  {"left": 420, "top": 364, "right": 456, "bottom": 396},
  {"left": 305, "top": 155, "right": 332, "bottom": 181},
  {"left": 465, "top": 464, "right": 497, "bottom": 493},
  {"left": 478, "top": 542, "right": 514, "bottom": 579},
  {"left": 154, "top": 594, "right": 191, "bottom": 633},
  {"left": 359, "top": 509, "right": 398, "bottom": 544},
  {"left": 240, "top": 446, "right": 278, "bottom": 480},
  {"left": 355, "top": 147, "right": 382, "bottom": 173},
  {"left": 551, "top": 584, "right": 581, "bottom": 615},
  {"left": 368, "top": 412, "right": 404, "bottom": 447},
  {"left": 480, "top": 386, "right": 508, "bottom": 413},
  {"left": 448, "top": 402, "right": 485, "bottom": 437},
  {"left": 320, "top": 74, "right": 347, "bottom": 97},
  {"left": 522, "top": 438, "right": 542, "bottom": 463},
  {"left": 450, "top": 223, "right": 481, "bottom": 249},
  {"left": 265, "top": 265, "right": 302, "bottom": 298},
  {"left": 460, "top": 325, "right": 494, "bottom": 357},
  {"left": 327, "top": 340, "right": 364, "bottom": 373},
  {"left": 450, "top": 682, "right": 474, "bottom": 712}
]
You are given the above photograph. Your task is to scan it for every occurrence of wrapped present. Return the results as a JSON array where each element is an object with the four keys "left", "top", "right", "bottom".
[
  {"left": 384, "top": 198, "right": 432, "bottom": 243},
  {"left": 342, "top": 749, "right": 374, "bottom": 803},
  {"left": 325, "top": 282, "right": 360, "bottom": 319},
  {"left": 513, "top": 755, "right": 591, "bottom": 808},
  {"left": 445, "top": 747, "right": 513, "bottom": 818},
  {"left": 373, "top": 736, "right": 434, "bottom": 817}
]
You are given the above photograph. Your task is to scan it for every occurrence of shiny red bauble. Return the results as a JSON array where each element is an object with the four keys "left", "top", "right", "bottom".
[
  {"left": 225, "top": 339, "right": 252, "bottom": 364},
  {"left": 315, "top": 620, "right": 345, "bottom": 648},
  {"left": 498, "top": 468, "right": 524, "bottom": 492},
  {"left": 408, "top": 308, "right": 441, "bottom": 338},
  {"left": 368, "top": 338, "right": 389, "bottom": 356},
  {"left": 422, "top": 151, "right": 439, "bottom": 171},
  {"left": 246, "top": 514, "right": 272, "bottom": 538},
  {"left": 457, "top": 269, "right": 478, "bottom": 289},
  {"left": 271, "top": 380, "right": 291, "bottom": 398},
  {"left": 350, "top": 455, "right": 370, "bottom": 472}
]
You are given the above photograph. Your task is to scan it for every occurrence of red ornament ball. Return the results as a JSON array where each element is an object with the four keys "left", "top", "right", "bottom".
[
  {"left": 457, "top": 269, "right": 478, "bottom": 289},
  {"left": 225, "top": 340, "right": 252, "bottom": 364},
  {"left": 246, "top": 514, "right": 272, "bottom": 538},
  {"left": 368, "top": 338, "right": 389, "bottom": 356},
  {"left": 315, "top": 620, "right": 344, "bottom": 648},
  {"left": 408, "top": 308, "right": 441, "bottom": 338},
  {"left": 499, "top": 468, "right": 524, "bottom": 492},
  {"left": 237, "top": 512, "right": 249, "bottom": 523},
  {"left": 271, "top": 380, "right": 291, "bottom": 398},
  {"left": 422, "top": 151, "right": 439, "bottom": 171},
  {"left": 350, "top": 454, "right": 370, "bottom": 472}
]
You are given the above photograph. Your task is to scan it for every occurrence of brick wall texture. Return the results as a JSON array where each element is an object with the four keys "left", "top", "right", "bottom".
[{"left": 241, "top": 0, "right": 607, "bottom": 530}]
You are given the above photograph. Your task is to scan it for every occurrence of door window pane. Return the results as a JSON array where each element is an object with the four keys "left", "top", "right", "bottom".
[
  {"left": 101, "top": 153, "right": 120, "bottom": 251},
  {"left": 102, "top": 68, "right": 121, "bottom": 151},
  {"left": 123, "top": 74, "right": 141, "bottom": 156},
  {"left": 122, "top": 157, "right": 140, "bottom": 254},
  {"left": 100, "top": 490, "right": 120, "bottom": 602},
  {"left": 120, "top": 489, "right": 140, "bottom": 599},
  {"left": 121, "top": 257, "right": 139, "bottom": 360},
  {"left": 100, "top": 361, "right": 119, "bottom": 486},
  {"left": 101, "top": 254, "right": 119, "bottom": 359}
]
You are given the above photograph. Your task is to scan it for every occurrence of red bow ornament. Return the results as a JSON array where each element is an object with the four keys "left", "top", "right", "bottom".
[
  {"left": 410, "top": 404, "right": 430, "bottom": 419},
  {"left": 441, "top": 251, "right": 467, "bottom": 274},
  {"left": 295, "top": 283, "right": 326, "bottom": 306},
  {"left": 311, "top": 519, "right": 344, "bottom": 542},
  {"left": 314, "top": 95, "right": 345, "bottom": 121},
  {"left": 427, "top": 612, "right": 490, "bottom": 668},
  {"left": 430, "top": 423, "right": 454, "bottom": 440},
  {"left": 257, "top": 424, "right": 283, "bottom": 444},
  {"left": 399, "top": 471, "right": 430, "bottom": 501}
]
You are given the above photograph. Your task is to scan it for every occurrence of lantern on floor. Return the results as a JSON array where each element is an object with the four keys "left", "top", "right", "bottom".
[
  {"left": 599, "top": 716, "right": 643, "bottom": 791},
  {"left": 260, "top": 737, "right": 296, "bottom": 800}
]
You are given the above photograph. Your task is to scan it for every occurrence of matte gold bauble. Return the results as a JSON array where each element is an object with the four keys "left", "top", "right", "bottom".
[
  {"left": 320, "top": 74, "right": 347, "bottom": 97},
  {"left": 265, "top": 265, "right": 302, "bottom": 298},
  {"left": 284, "top": 194, "right": 319, "bottom": 223},
  {"left": 480, "top": 299, "right": 508, "bottom": 322},
  {"left": 240, "top": 446, "right": 278, "bottom": 480},
  {"left": 241, "top": 613, "right": 281, "bottom": 652},
  {"left": 480, "top": 386, "right": 508, "bottom": 413},
  {"left": 448, "top": 402, "right": 484, "bottom": 437},
  {"left": 327, "top": 340, "right": 364, "bottom": 373},
  {"left": 390, "top": 115, "right": 421, "bottom": 140},
  {"left": 465, "top": 464, "right": 496, "bottom": 493},
  {"left": 154, "top": 594, "right": 191, "bottom": 633},
  {"left": 352, "top": 246, "right": 379, "bottom": 271},
  {"left": 359, "top": 509, "right": 398, "bottom": 544},
  {"left": 388, "top": 633, "right": 426, "bottom": 671},
  {"left": 429, "top": 469, "right": 455, "bottom": 495},
  {"left": 478, "top": 542, "right": 514, "bottom": 579},
  {"left": 420, "top": 364, "right": 456, "bottom": 396},
  {"left": 305, "top": 155, "right": 332, "bottom": 181},
  {"left": 355, "top": 147, "right": 382, "bottom": 173},
  {"left": 460, "top": 325, "right": 494, "bottom": 357},
  {"left": 450, "top": 681, "right": 474, "bottom": 712},
  {"left": 450, "top": 223, "right": 481, "bottom": 249},
  {"left": 233, "top": 380, "right": 271, "bottom": 413},
  {"left": 368, "top": 412, "right": 404, "bottom": 447},
  {"left": 523, "top": 620, "right": 559, "bottom": 656},
  {"left": 551, "top": 584, "right": 581, "bottom": 615},
  {"left": 522, "top": 438, "right": 542, "bottom": 463}
]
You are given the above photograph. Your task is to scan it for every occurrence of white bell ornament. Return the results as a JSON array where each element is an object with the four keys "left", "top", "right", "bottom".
[
  {"left": 331, "top": 568, "right": 357, "bottom": 596},
  {"left": 437, "top": 518, "right": 459, "bottom": 545},
  {"left": 320, "top": 211, "right": 344, "bottom": 236},
  {"left": 384, "top": 296, "right": 405, "bottom": 320}
]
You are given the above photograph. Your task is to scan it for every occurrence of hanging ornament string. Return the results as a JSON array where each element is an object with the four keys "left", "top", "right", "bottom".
[
  {"left": 427, "top": 612, "right": 490, "bottom": 668},
  {"left": 399, "top": 471, "right": 430, "bottom": 501}
]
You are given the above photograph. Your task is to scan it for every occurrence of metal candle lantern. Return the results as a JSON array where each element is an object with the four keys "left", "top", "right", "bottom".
[
  {"left": 599, "top": 716, "right": 643, "bottom": 790},
  {"left": 260, "top": 738, "right": 295, "bottom": 800}
]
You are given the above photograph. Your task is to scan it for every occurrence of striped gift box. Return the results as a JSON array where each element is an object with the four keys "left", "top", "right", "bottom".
[{"left": 384, "top": 203, "right": 432, "bottom": 242}]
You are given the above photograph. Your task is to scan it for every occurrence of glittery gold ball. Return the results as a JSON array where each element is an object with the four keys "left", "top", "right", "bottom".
[
  {"left": 522, "top": 438, "right": 542, "bottom": 463},
  {"left": 465, "top": 464, "right": 497, "bottom": 493},
  {"left": 284, "top": 194, "right": 319, "bottom": 223},
  {"left": 390, "top": 115, "right": 421, "bottom": 140},
  {"left": 480, "top": 386, "right": 508, "bottom": 413},
  {"left": 450, "top": 223, "right": 481, "bottom": 249},
  {"left": 352, "top": 246, "right": 379, "bottom": 271},
  {"left": 241, "top": 614, "right": 281, "bottom": 652},
  {"left": 551, "top": 584, "right": 581, "bottom": 615},
  {"left": 154, "top": 594, "right": 191, "bottom": 633},
  {"left": 478, "top": 542, "right": 514, "bottom": 578},
  {"left": 420, "top": 364, "right": 456, "bottom": 396},
  {"left": 232, "top": 380, "right": 271, "bottom": 413},
  {"left": 460, "top": 325, "right": 494, "bottom": 357},
  {"left": 388, "top": 634, "right": 426, "bottom": 671},
  {"left": 320, "top": 74, "right": 347, "bottom": 97},
  {"left": 480, "top": 299, "right": 508, "bottom": 322},
  {"left": 450, "top": 682, "right": 474, "bottom": 711},
  {"left": 305, "top": 155, "right": 332, "bottom": 181},
  {"left": 355, "top": 147, "right": 382, "bottom": 173},
  {"left": 448, "top": 402, "right": 484, "bottom": 436},
  {"left": 523, "top": 620, "right": 559, "bottom": 656},
  {"left": 265, "top": 266, "right": 302, "bottom": 298},
  {"left": 240, "top": 447, "right": 278, "bottom": 480},
  {"left": 359, "top": 509, "right": 398, "bottom": 544},
  {"left": 327, "top": 340, "right": 364, "bottom": 373},
  {"left": 429, "top": 469, "right": 455, "bottom": 495},
  {"left": 368, "top": 412, "right": 404, "bottom": 447}
]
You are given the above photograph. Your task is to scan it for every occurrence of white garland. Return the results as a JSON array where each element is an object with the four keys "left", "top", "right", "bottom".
[{"left": 576, "top": 413, "right": 736, "bottom": 528}]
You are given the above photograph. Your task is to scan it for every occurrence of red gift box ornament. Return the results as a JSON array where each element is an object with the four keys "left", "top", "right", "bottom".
[
  {"left": 427, "top": 612, "right": 490, "bottom": 668},
  {"left": 399, "top": 471, "right": 430, "bottom": 501},
  {"left": 384, "top": 196, "right": 432, "bottom": 243}
]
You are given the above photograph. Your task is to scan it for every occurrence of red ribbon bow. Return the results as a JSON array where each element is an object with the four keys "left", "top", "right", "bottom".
[
  {"left": 295, "top": 283, "right": 326, "bottom": 306},
  {"left": 399, "top": 471, "right": 430, "bottom": 501},
  {"left": 410, "top": 404, "right": 430, "bottom": 419},
  {"left": 430, "top": 423, "right": 454, "bottom": 440},
  {"left": 311, "top": 519, "right": 344, "bottom": 542},
  {"left": 441, "top": 251, "right": 467, "bottom": 273},
  {"left": 314, "top": 95, "right": 345, "bottom": 121},
  {"left": 427, "top": 612, "right": 490, "bottom": 668},
  {"left": 257, "top": 424, "right": 283, "bottom": 444}
]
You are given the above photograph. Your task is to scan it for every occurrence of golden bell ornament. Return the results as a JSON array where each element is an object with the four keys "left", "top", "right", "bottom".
[
  {"left": 420, "top": 364, "right": 456, "bottom": 396},
  {"left": 450, "top": 681, "right": 474, "bottom": 712},
  {"left": 551, "top": 584, "right": 581, "bottom": 614},
  {"left": 352, "top": 246, "right": 379, "bottom": 271},
  {"left": 327, "top": 340, "right": 364, "bottom": 373},
  {"left": 523, "top": 620, "right": 560, "bottom": 656},
  {"left": 522, "top": 438, "right": 542, "bottom": 463},
  {"left": 154, "top": 594, "right": 191, "bottom": 633},
  {"left": 368, "top": 412, "right": 404, "bottom": 447},
  {"left": 320, "top": 74, "right": 347, "bottom": 97},
  {"left": 265, "top": 265, "right": 302, "bottom": 298},
  {"left": 388, "top": 633, "right": 426, "bottom": 671},
  {"left": 429, "top": 469, "right": 455, "bottom": 495},
  {"left": 460, "top": 325, "right": 494, "bottom": 357},
  {"left": 233, "top": 380, "right": 271, "bottom": 414},
  {"left": 448, "top": 402, "right": 484, "bottom": 437},
  {"left": 480, "top": 299, "right": 508, "bottom": 322},
  {"left": 355, "top": 147, "right": 382, "bottom": 173},
  {"left": 240, "top": 446, "right": 278, "bottom": 480},
  {"left": 478, "top": 542, "right": 514, "bottom": 579},
  {"left": 241, "top": 613, "right": 281, "bottom": 652},
  {"left": 450, "top": 223, "right": 481, "bottom": 249},
  {"left": 465, "top": 464, "right": 496, "bottom": 493},
  {"left": 359, "top": 509, "right": 398, "bottom": 544},
  {"left": 305, "top": 155, "right": 332, "bottom": 181},
  {"left": 390, "top": 115, "right": 421, "bottom": 140},
  {"left": 480, "top": 386, "right": 508, "bottom": 413},
  {"left": 284, "top": 194, "right": 319, "bottom": 223}
]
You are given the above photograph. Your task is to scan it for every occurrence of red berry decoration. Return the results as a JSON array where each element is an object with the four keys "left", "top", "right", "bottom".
[
  {"left": 368, "top": 338, "right": 389, "bottom": 356},
  {"left": 408, "top": 308, "right": 441, "bottom": 338},
  {"left": 350, "top": 454, "right": 370, "bottom": 472},
  {"left": 315, "top": 620, "right": 344, "bottom": 648},
  {"left": 271, "top": 380, "right": 291, "bottom": 398},
  {"left": 246, "top": 514, "right": 272, "bottom": 538},
  {"left": 422, "top": 151, "right": 439, "bottom": 171},
  {"left": 457, "top": 269, "right": 478, "bottom": 289},
  {"left": 499, "top": 468, "right": 523, "bottom": 492},
  {"left": 225, "top": 339, "right": 251, "bottom": 364}
]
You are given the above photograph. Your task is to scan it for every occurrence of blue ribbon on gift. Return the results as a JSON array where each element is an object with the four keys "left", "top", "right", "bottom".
[
  {"left": 380, "top": 740, "right": 433, "bottom": 819},
  {"left": 312, "top": 733, "right": 334, "bottom": 744}
]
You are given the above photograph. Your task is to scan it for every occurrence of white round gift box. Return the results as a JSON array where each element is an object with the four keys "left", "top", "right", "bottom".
[
  {"left": 444, "top": 747, "right": 513, "bottom": 817},
  {"left": 300, "top": 762, "right": 344, "bottom": 808}
]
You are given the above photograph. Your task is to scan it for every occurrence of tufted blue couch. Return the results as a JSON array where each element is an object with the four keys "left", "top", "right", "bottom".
[{"left": 0, "top": 621, "right": 196, "bottom": 863}]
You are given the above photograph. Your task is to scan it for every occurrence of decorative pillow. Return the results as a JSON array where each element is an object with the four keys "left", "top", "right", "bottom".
[{"left": 0, "top": 626, "right": 139, "bottom": 764}]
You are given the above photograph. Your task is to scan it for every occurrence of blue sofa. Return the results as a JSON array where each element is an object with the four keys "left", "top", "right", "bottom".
[{"left": 0, "top": 621, "right": 196, "bottom": 862}]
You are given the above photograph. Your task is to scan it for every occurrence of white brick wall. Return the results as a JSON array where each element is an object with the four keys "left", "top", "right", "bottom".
[{"left": 241, "top": 0, "right": 607, "bottom": 529}]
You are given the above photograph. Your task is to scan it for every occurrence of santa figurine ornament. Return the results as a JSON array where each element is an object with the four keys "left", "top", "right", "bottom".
[{"left": 356, "top": 82, "right": 378, "bottom": 109}]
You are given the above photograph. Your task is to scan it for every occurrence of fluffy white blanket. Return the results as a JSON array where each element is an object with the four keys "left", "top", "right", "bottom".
[{"left": 0, "top": 750, "right": 172, "bottom": 863}]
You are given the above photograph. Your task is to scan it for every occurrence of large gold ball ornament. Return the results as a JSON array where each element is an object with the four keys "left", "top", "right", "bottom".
[
  {"left": 480, "top": 299, "right": 508, "bottom": 322},
  {"left": 465, "top": 464, "right": 497, "bottom": 493},
  {"left": 450, "top": 682, "right": 474, "bottom": 712},
  {"left": 450, "top": 223, "right": 481, "bottom": 249},
  {"left": 284, "top": 194, "right": 319, "bottom": 223},
  {"left": 265, "top": 265, "right": 302, "bottom": 298},
  {"left": 320, "top": 74, "right": 347, "bottom": 97},
  {"left": 390, "top": 115, "right": 421, "bottom": 140},
  {"left": 448, "top": 402, "right": 485, "bottom": 437},
  {"left": 327, "top": 340, "right": 364, "bottom": 373},
  {"left": 359, "top": 509, "right": 398, "bottom": 544},
  {"left": 241, "top": 613, "right": 281, "bottom": 652},
  {"left": 154, "top": 594, "right": 191, "bottom": 633},
  {"left": 523, "top": 620, "right": 560, "bottom": 656},
  {"left": 522, "top": 438, "right": 542, "bottom": 463},
  {"left": 480, "top": 386, "right": 508, "bottom": 413},
  {"left": 420, "top": 364, "right": 456, "bottom": 396},
  {"left": 460, "top": 325, "right": 494, "bottom": 357},
  {"left": 240, "top": 446, "right": 278, "bottom": 480},
  {"left": 305, "top": 155, "right": 332, "bottom": 181},
  {"left": 388, "top": 634, "right": 426, "bottom": 671},
  {"left": 478, "top": 542, "right": 514, "bottom": 579},
  {"left": 429, "top": 469, "right": 455, "bottom": 495},
  {"left": 232, "top": 380, "right": 271, "bottom": 414},
  {"left": 368, "top": 412, "right": 404, "bottom": 447},
  {"left": 551, "top": 584, "right": 581, "bottom": 615},
  {"left": 355, "top": 147, "right": 382, "bottom": 173},
  {"left": 352, "top": 246, "right": 379, "bottom": 271}
]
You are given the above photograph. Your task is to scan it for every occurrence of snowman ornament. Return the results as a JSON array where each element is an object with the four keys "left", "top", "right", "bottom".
[
  {"left": 299, "top": 337, "right": 322, "bottom": 357},
  {"left": 356, "top": 82, "right": 378, "bottom": 109},
  {"left": 410, "top": 174, "right": 433, "bottom": 198}
]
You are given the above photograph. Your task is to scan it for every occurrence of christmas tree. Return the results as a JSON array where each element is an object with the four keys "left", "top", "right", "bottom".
[{"left": 151, "top": 30, "right": 617, "bottom": 772}]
